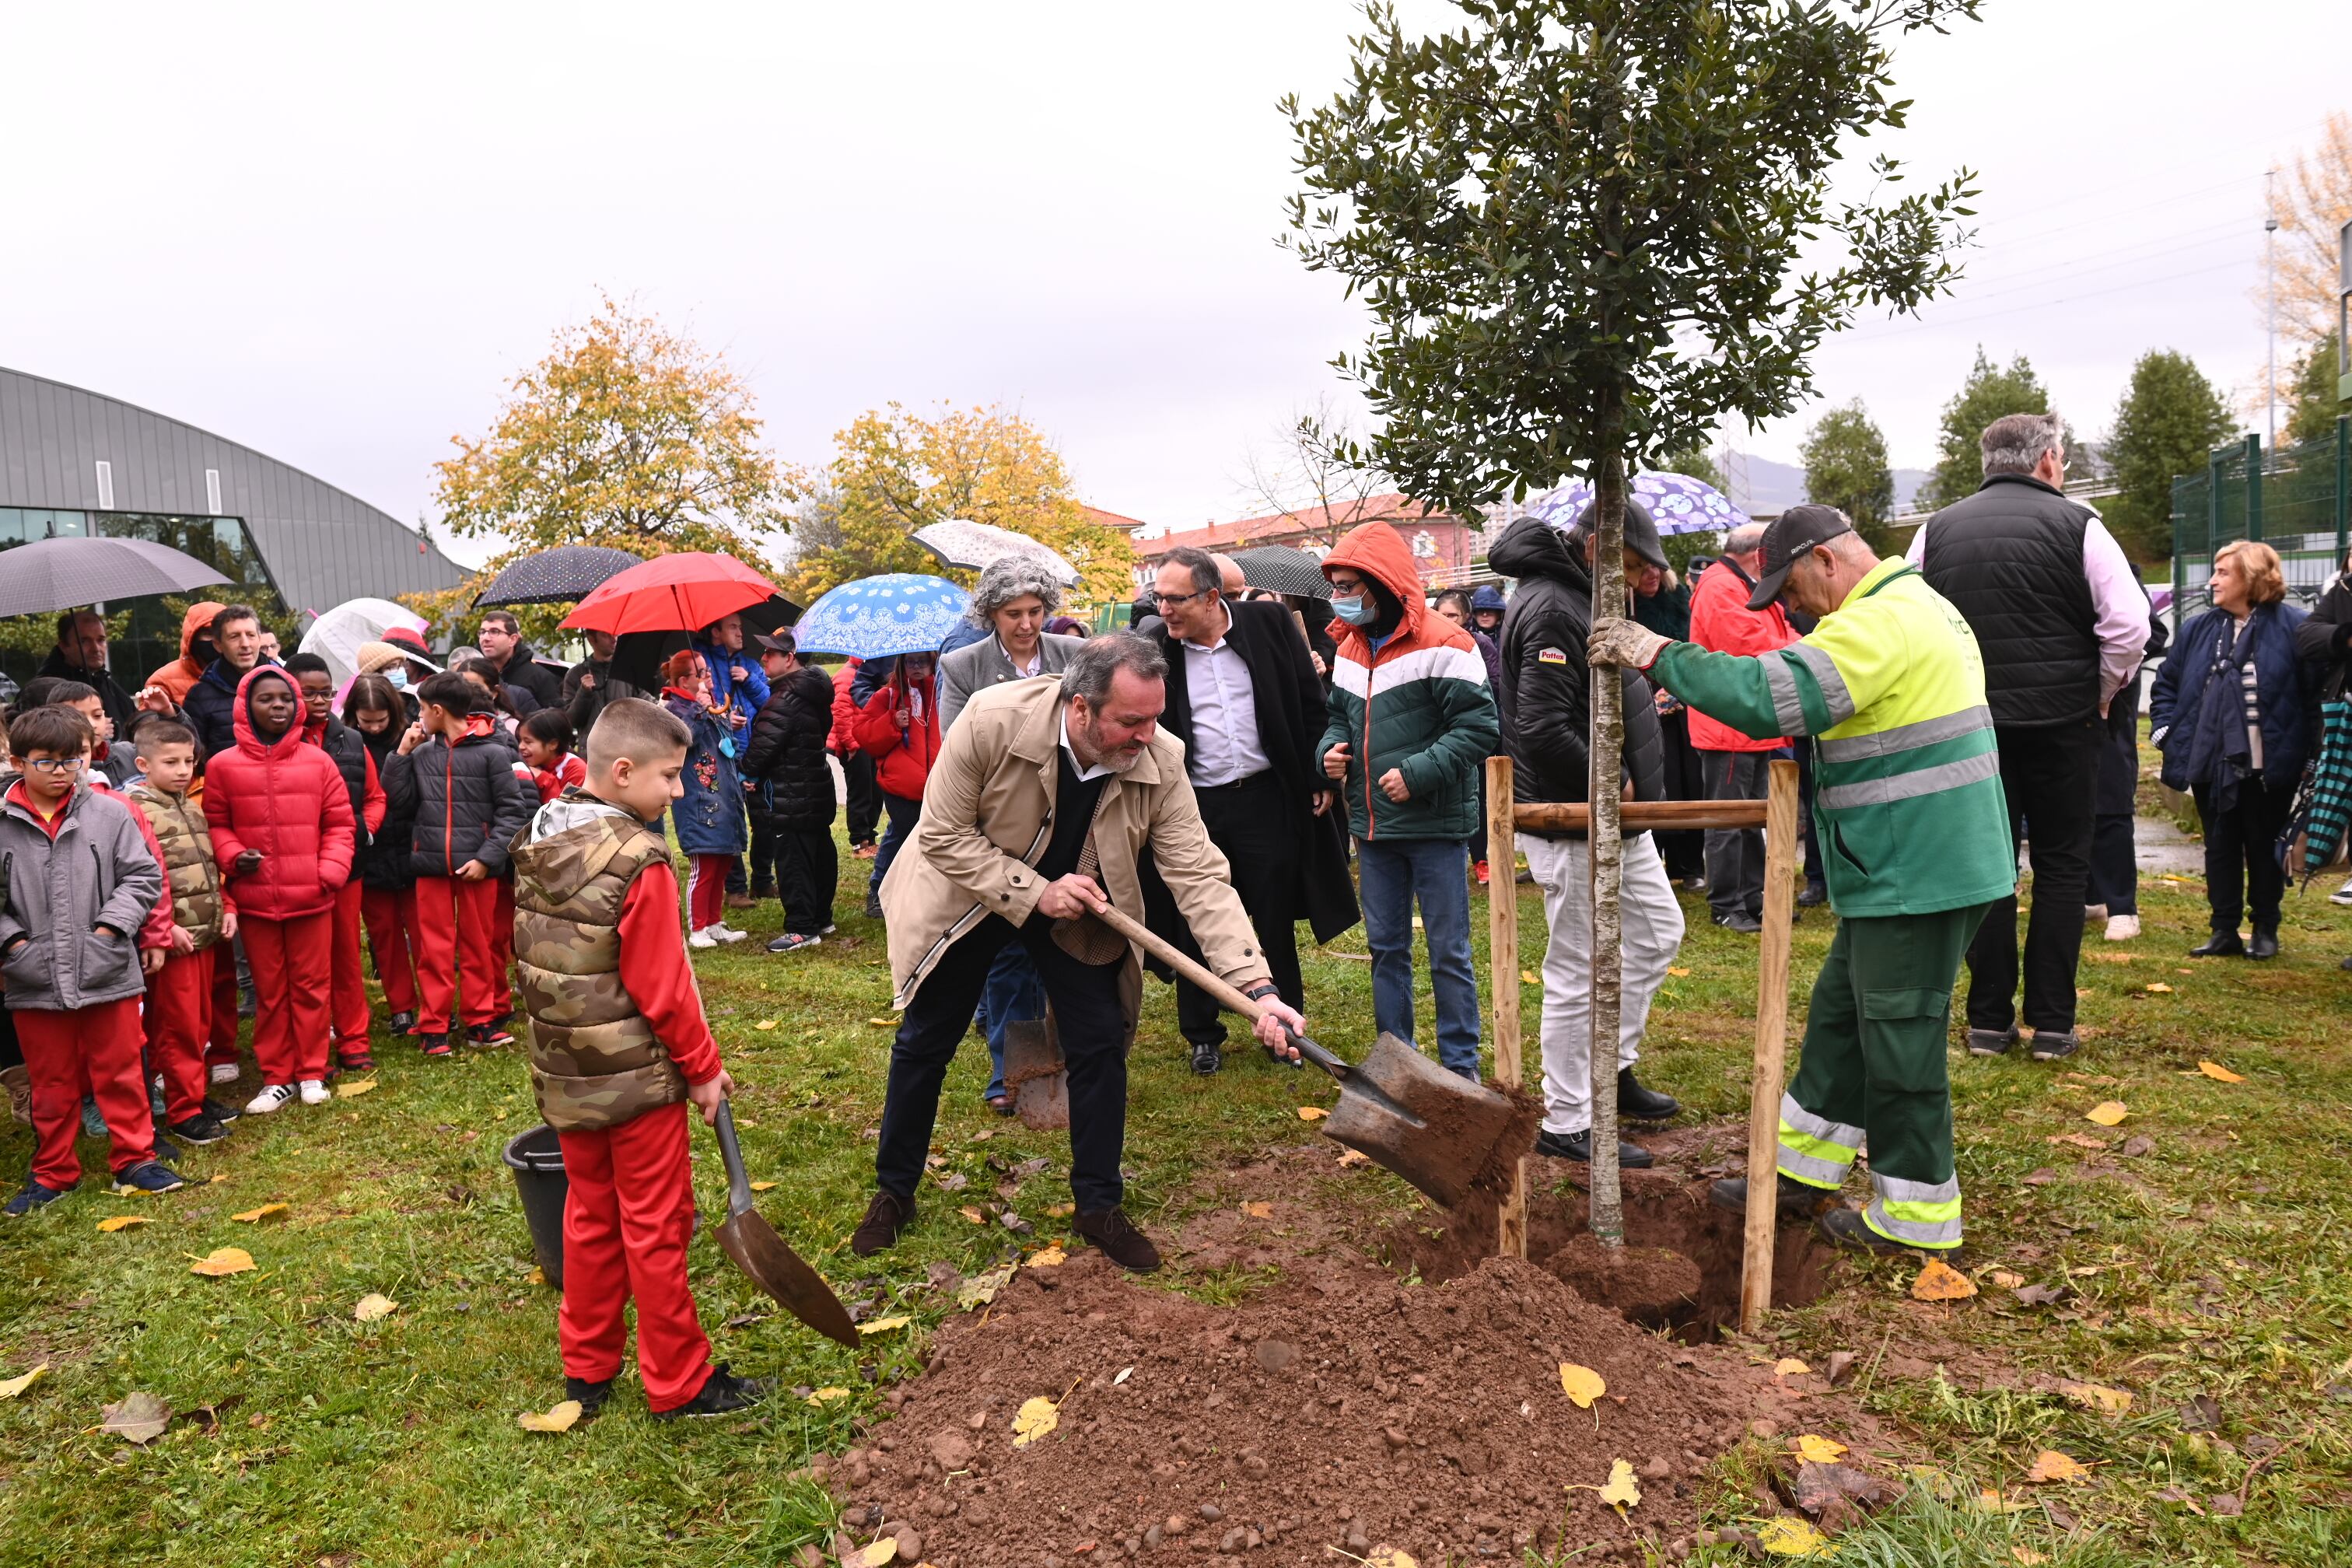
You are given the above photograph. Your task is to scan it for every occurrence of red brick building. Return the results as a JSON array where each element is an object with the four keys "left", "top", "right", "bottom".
[{"left": 1130, "top": 494, "right": 1479, "bottom": 593}]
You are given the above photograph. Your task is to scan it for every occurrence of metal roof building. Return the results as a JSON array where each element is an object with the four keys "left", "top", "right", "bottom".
[{"left": 0, "top": 363, "right": 467, "bottom": 620}]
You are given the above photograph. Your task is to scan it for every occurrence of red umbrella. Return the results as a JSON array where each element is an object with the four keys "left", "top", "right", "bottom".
[{"left": 561, "top": 551, "right": 782, "bottom": 635}]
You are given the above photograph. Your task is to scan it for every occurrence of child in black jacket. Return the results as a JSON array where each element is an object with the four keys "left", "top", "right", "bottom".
[{"left": 740, "top": 634, "right": 839, "bottom": 953}]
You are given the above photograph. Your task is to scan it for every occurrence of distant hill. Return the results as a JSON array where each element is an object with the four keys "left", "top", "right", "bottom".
[{"left": 1730, "top": 453, "right": 1932, "bottom": 516}]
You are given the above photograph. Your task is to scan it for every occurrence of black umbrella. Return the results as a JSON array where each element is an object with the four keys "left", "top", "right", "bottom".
[
  {"left": 1231, "top": 544, "right": 1331, "bottom": 599},
  {"left": 0, "top": 536, "right": 230, "bottom": 618},
  {"left": 474, "top": 545, "right": 644, "bottom": 608},
  {"left": 607, "top": 594, "right": 803, "bottom": 693}
]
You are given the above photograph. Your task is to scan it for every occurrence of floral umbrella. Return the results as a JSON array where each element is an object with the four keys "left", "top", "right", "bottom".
[
  {"left": 791, "top": 573, "right": 971, "bottom": 660},
  {"left": 1530, "top": 471, "right": 1747, "bottom": 536}
]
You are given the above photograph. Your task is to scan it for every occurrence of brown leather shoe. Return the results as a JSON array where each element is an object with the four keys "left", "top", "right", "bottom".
[
  {"left": 850, "top": 1192, "right": 915, "bottom": 1257},
  {"left": 1073, "top": 1206, "right": 1162, "bottom": 1272},
  {"left": 725, "top": 891, "right": 758, "bottom": 910}
]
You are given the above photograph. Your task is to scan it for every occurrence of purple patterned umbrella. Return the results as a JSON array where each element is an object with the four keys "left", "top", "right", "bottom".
[{"left": 1529, "top": 472, "right": 1746, "bottom": 536}]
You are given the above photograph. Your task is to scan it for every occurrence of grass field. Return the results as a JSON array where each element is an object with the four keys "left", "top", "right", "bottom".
[{"left": 2, "top": 797, "right": 2350, "bottom": 1566}]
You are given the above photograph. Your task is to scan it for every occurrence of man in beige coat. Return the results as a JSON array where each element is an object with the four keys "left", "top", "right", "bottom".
[{"left": 856, "top": 635, "right": 1307, "bottom": 1271}]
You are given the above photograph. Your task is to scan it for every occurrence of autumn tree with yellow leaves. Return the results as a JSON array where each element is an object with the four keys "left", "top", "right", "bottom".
[{"left": 782, "top": 404, "right": 1135, "bottom": 611}]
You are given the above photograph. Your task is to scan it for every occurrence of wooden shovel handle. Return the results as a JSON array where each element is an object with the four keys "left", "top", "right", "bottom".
[{"left": 1086, "top": 900, "right": 1267, "bottom": 1019}]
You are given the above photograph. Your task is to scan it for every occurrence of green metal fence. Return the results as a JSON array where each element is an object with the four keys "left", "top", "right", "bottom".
[{"left": 2169, "top": 417, "right": 2352, "bottom": 621}]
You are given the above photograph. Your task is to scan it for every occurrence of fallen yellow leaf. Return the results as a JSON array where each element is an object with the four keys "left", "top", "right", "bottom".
[
  {"left": 1597, "top": 1457, "right": 1641, "bottom": 1511},
  {"left": 1757, "top": 1516, "right": 1829, "bottom": 1556},
  {"left": 1911, "top": 1258, "right": 1978, "bottom": 1301},
  {"left": 334, "top": 1076, "right": 377, "bottom": 1098},
  {"left": 1011, "top": 1394, "right": 1061, "bottom": 1447},
  {"left": 230, "top": 1202, "right": 289, "bottom": 1224},
  {"left": 1773, "top": 1357, "right": 1811, "bottom": 1378},
  {"left": 1559, "top": 1363, "right": 1606, "bottom": 1408},
  {"left": 2058, "top": 1381, "right": 2133, "bottom": 1415},
  {"left": 1027, "top": 1244, "right": 1067, "bottom": 1269},
  {"left": 96, "top": 1214, "right": 150, "bottom": 1233},
  {"left": 1045, "top": 1202, "right": 1075, "bottom": 1216},
  {"left": 2083, "top": 1102, "right": 2128, "bottom": 1126},
  {"left": 2025, "top": 1449, "right": 2090, "bottom": 1483},
  {"left": 847, "top": 1542, "right": 897, "bottom": 1568},
  {"left": 1667, "top": 965, "right": 1691, "bottom": 977},
  {"left": 750, "top": 1180, "right": 778, "bottom": 1192},
  {"left": 867, "top": 1017, "right": 899, "bottom": 1027},
  {"left": 2196, "top": 1060, "right": 2245, "bottom": 1083},
  {"left": 352, "top": 1293, "right": 397, "bottom": 1323},
  {"left": 807, "top": 1386, "right": 852, "bottom": 1406},
  {"left": 1793, "top": 1433, "right": 1847, "bottom": 1464},
  {"left": 189, "top": 1247, "right": 255, "bottom": 1277},
  {"left": 957, "top": 1206, "right": 985, "bottom": 1224},
  {"left": 956, "top": 1262, "right": 1016, "bottom": 1310},
  {"left": 1521, "top": 969, "right": 1540, "bottom": 985},
  {"left": 526, "top": 1265, "right": 546, "bottom": 1286},
  {"left": 1990, "top": 1269, "right": 2025, "bottom": 1289},
  {"left": 1297, "top": 1106, "right": 1329, "bottom": 1122},
  {"left": 2048, "top": 1132, "right": 2107, "bottom": 1150},
  {"left": 754, "top": 1019, "right": 777, "bottom": 1031},
  {"left": 0, "top": 1365, "right": 46, "bottom": 1398},
  {"left": 1241, "top": 1200, "right": 1273, "bottom": 1218},
  {"left": 857, "top": 1314, "right": 912, "bottom": 1336},
  {"left": 517, "top": 1399, "right": 582, "bottom": 1433},
  {"left": 1337, "top": 1149, "right": 1370, "bottom": 1168},
  {"left": 2144, "top": 982, "right": 2172, "bottom": 994},
  {"left": 1365, "top": 1550, "right": 1418, "bottom": 1568}
]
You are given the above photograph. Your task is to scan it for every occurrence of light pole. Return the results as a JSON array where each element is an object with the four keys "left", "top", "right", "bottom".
[{"left": 2266, "top": 167, "right": 2280, "bottom": 452}]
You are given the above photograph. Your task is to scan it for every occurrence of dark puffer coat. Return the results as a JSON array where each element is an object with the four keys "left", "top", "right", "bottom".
[
  {"left": 741, "top": 666, "right": 838, "bottom": 833},
  {"left": 358, "top": 728, "right": 418, "bottom": 890},
  {"left": 408, "top": 718, "right": 533, "bottom": 879}
]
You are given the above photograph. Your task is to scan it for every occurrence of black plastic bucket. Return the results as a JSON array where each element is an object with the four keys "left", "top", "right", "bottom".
[{"left": 502, "top": 1124, "right": 569, "bottom": 1290}]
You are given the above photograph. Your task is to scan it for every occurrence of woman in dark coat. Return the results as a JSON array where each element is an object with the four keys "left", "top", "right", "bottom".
[
  {"left": 660, "top": 650, "right": 749, "bottom": 947},
  {"left": 2150, "top": 541, "right": 2319, "bottom": 960}
]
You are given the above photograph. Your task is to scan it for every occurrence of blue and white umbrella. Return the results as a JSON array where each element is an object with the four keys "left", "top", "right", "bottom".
[
  {"left": 792, "top": 573, "right": 971, "bottom": 660},
  {"left": 1531, "top": 472, "right": 1746, "bottom": 536}
]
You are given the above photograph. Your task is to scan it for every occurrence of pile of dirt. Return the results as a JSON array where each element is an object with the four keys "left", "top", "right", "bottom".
[{"left": 824, "top": 1249, "right": 1763, "bottom": 1566}]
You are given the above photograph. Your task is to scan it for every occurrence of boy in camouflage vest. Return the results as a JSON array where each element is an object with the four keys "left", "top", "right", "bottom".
[
  {"left": 125, "top": 720, "right": 241, "bottom": 1146},
  {"left": 508, "top": 697, "right": 766, "bottom": 1420}
]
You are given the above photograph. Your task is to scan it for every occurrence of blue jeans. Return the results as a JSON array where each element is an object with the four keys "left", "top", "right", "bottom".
[
  {"left": 1356, "top": 836, "right": 1482, "bottom": 1077},
  {"left": 870, "top": 791, "right": 922, "bottom": 894},
  {"left": 972, "top": 943, "right": 1045, "bottom": 1101}
]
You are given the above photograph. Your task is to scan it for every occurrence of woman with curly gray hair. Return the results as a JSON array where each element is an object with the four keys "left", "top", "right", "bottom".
[{"left": 939, "top": 557, "right": 1079, "bottom": 730}]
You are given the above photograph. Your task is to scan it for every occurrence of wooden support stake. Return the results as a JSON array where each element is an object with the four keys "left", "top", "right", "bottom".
[
  {"left": 1739, "top": 758, "right": 1802, "bottom": 1336},
  {"left": 1486, "top": 754, "right": 1526, "bottom": 1259}
]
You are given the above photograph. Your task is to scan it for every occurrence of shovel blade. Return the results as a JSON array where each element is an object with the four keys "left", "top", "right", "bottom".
[
  {"left": 711, "top": 1209, "right": 860, "bottom": 1348},
  {"left": 1002, "top": 1016, "right": 1069, "bottom": 1132},
  {"left": 1323, "top": 1031, "right": 1535, "bottom": 1209}
]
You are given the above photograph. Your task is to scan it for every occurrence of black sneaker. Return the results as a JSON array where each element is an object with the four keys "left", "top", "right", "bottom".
[
  {"left": 1073, "top": 1206, "right": 1163, "bottom": 1272},
  {"left": 2028, "top": 1031, "right": 2081, "bottom": 1062},
  {"left": 1616, "top": 1067, "right": 1680, "bottom": 1121},
  {"left": 1713, "top": 911, "right": 1764, "bottom": 933},
  {"left": 1709, "top": 1174, "right": 1833, "bottom": 1223},
  {"left": 1966, "top": 1027, "right": 2016, "bottom": 1057},
  {"left": 653, "top": 1363, "right": 770, "bottom": 1419},
  {"left": 565, "top": 1375, "right": 615, "bottom": 1419},
  {"left": 1818, "top": 1205, "right": 1919, "bottom": 1256},
  {"left": 864, "top": 889, "right": 884, "bottom": 920},
  {"left": 1189, "top": 1038, "right": 1223, "bottom": 1076},
  {"left": 202, "top": 1096, "right": 242, "bottom": 1124},
  {"left": 167, "top": 1111, "right": 231, "bottom": 1146},
  {"left": 419, "top": 1032, "right": 453, "bottom": 1059},
  {"left": 1796, "top": 880, "right": 1828, "bottom": 908},
  {"left": 849, "top": 1192, "right": 915, "bottom": 1257},
  {"left": 467, "top": 1022, "right": 515, "bottom": 1048},
  {"left": 387, "top": 1011, "right": 418, "bottom": 1036},
  {"left": 1532, "top": 1128, "right": 1654, "bottom": 1168},
  {"left": 2, "top": 1178, "right": 72, "bottom": 1216},
  {"left": 112, "top": 1160, "right": 187, "bottom": 1196}
]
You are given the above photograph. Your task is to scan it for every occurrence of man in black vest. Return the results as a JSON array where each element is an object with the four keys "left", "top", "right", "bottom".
[
  {"left": 1146, "top": 546, "right": 1359, "bottom": 1073},
  {"left": 1913, "top": 411, "right": 2147, "bottom": 1062}
]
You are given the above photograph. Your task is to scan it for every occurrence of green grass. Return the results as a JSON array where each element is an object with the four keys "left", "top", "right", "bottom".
[{"left": 2, "top": 793, "right": 2350, "bottom": 1566}]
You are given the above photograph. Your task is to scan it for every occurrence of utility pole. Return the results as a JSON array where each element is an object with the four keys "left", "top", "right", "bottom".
[{"left": 2266, "top": 166, "right": 2280, "bottom": 451}]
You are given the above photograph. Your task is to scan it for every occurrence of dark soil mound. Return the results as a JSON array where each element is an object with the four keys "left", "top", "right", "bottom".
[{"left": 831, "top": 1249, "right": 1760, "bottom": 1566}]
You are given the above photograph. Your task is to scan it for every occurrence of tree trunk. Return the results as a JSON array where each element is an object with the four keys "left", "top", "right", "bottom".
[{"left": 1587, "top": 438, "right": 1628, "bottom": 1248}]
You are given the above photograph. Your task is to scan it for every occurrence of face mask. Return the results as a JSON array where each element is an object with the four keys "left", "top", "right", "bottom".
[
  {"left": 385, "top": 668, "right": 408, "bottom": 691},
  {"left": 1332, "top": 594, "right": 1375, "bottom": 626}
]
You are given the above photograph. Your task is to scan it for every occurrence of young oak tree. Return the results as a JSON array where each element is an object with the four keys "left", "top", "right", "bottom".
[{"left": 1285, "top": 0, "right": 1979, "bottom": 1241}]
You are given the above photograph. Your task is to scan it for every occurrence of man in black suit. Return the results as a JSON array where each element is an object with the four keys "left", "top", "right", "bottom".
[{"left": 1146, "top": 546, "right": 1359, "bottom": 1073}]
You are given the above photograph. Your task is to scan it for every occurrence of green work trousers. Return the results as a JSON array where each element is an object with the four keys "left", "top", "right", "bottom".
[{"left": 1774, "top": 902, "right": 1991, "bottom": 1250}]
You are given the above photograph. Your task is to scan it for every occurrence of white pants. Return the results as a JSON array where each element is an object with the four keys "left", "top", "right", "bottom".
[{"left": 1519, "top": 831, "right": 1687, "bottom": 1135}]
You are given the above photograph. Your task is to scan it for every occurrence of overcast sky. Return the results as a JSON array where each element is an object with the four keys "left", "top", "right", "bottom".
[{"left": 5, "top": 2, "right": 2343, "bottom": 562}]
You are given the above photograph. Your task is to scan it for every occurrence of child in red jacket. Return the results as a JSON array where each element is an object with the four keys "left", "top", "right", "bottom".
[
  {"left": 851, "top": 653, "right": 939, "bottom": 917},
  {"left": 517, "top": 709, "right": 587, "bottom": 803},
  {"left": 203, "top": 667, "right": 357, "bottom": 1114}
]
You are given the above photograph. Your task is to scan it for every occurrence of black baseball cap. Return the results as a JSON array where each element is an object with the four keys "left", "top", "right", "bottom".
[
  {"left": 1570, "top": 497, "right": 1671, "bottom": 571},
  {"left": 754, "top": 630, "right": 797, "bottom": 656},
  {"left": 1746, "top": 505, "right": 1854, "bottom": 611}
]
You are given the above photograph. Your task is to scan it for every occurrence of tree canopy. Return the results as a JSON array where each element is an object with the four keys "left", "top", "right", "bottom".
[
  {"left": 2103, "top": 350, "right": 2235, "bottom": 563},
  {"left": 1922, "top": 348, "right": 2050, "bottom": 511},
  {"left": 1801, "top": 400, "right": 1897, "bottom": 548},
  {"left": 2283, "top": 332, "right": 2349, "bottom": 449}
]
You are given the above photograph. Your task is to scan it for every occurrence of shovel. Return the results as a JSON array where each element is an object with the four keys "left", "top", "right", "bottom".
[
  {"left": 1001, "top": 1012, "right": 1070, "bottom": 1132},
  {"left": 707, "top": 1101, "right": 860, "bottom": 1347},
  {"left": 1086, "top": 903, "right": 1538, "bottom": 1209}
]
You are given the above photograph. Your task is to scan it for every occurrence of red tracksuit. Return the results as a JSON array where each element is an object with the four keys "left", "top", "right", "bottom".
[
  {"left": 303, "top": 723, "right": 386, "bottom": 1062},
  {"left": 361, "top": 886, "right": 419, "bottom": 1016},
  {"left": 414, "top": 877, "right": 502, "bottom": 1033},
  {"left": 145, "top": 946, "right": 216, "bottom": 1125},
  {"left": 557, "top": 858, "right": 724, "bottom": 1412}
]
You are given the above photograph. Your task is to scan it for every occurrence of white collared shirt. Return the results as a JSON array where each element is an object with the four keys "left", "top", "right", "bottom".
[
  {"left": 1059, "top": 709, "right": 1115, "bottom": 782},
  {"left": 1000, "top": 636, "right": 1044, "bottom": 679},
  {"left": 1178, "top": 602, "right": 1270, "bottom": 788}
]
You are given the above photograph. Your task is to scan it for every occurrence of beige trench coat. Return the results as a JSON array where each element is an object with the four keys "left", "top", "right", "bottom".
[{"left": 881, "top": 675, "right": 1273, "bottom": 1017}]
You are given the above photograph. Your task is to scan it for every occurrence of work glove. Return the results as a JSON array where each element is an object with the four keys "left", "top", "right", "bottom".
[{"left": 1587, "top": 618, "right": 1669, "bottom": 671}]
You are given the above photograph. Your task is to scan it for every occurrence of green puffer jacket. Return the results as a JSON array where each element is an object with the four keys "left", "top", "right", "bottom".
[{"left": 1315, "top": 521, "right": 1501, "bottom": 842}]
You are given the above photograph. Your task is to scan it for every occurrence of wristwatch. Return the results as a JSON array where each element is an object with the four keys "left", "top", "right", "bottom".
[{"left": 1243, "top": 984, "right": 1279, "bottom": 1004}]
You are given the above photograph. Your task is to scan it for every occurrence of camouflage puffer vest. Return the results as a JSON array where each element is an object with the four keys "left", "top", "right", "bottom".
[
  {"left": 509, "top": 807, "right": 684, "bottom": 1131},
  {"left": 125, "top": 784, "right": 226, "bottom": 950}
]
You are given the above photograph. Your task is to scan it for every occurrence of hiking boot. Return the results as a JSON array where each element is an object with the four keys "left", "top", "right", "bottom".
[
  {"left": 1073, "top": 1206, "right": 1164, "bottom": 1272},
  {"left": 418, "top": 1032, "right": 453, "bottom": 1059},
  {"left": 112, "top": 1160, "right": 187, "bottom": 1196},
  {"left": 244, "top": 1083, "right": 296, "bottom": 1116},
  {"left": 2028, "top": 1031, "right": 2081, "bottom": 1062},
  {"left": 168, "top": 1111, "right": 232, "bottom": 1146},
  {"left": 387, "top": 1011, "right": 418, "bottom": 1036},
  {"left": 3, "top": 1179, "right": 72, "bottom": 1216},
  {"left": 2189, "top": 929, "right": 2245, "bottom": 958},
  {"left": 2248, "top": 928, "right": 2280, "bottom": 961},
  {"left": 1533, "top": 1128, "right": 1654, "bottom": 1168},
  {"left": 1713, "top": 911, "right": 1764, "bottom": 934},
  {"left": 766, "top": 933, "right": 821, "bottom": 954},
  {"left": 1817, "top": 1206, "right": 1919, "bottom": 1256},
  {"left": 1616, "top": 1068, "right": 1679, "bottom": 1122},
  {"left": 565, "top": 1375, "right": 616, "bottom": 1419},
  {"left": 849, "top": 1192, "right": 915, "bottom": 1257},
  {"left": 653, "top": 1363, "right": 771, "bottom": 1419},
  {"left": 467, "top": 1022, "right": 515, "bottom": 1048},
  {"left": 1189, "top": 1038, "right": 1223, "bottom": 1076},
  {"left": 1796, "top": 880, "right": 1828, "bottom": 908},
  {"left": 1710, "top": 1174, "right": 1834, "bottom": 1224},
  {"left": 2, "top": 1064, "right": 28, "bottom": 1127},
  {"left": 1966, "top": 1027, "right": 2017, "bottom": 1057}
]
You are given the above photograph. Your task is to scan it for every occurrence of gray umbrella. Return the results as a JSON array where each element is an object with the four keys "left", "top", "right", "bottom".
[
  {"left": 474, "top": 544, "right": 645, "bottom": 607},
  {"left": 0, "top": 535, "right": 231, "bottom": 618},
  {"left": 911, "top": 518, "right": 1080, "bottom": 585},
  {"left": 1230, "top": 544, "right": 1331, "bottom": 598}
]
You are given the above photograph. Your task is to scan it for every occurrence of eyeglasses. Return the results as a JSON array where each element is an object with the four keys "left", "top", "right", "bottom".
[
  {"left": 1157, "top": 586, "right": 1218, "bottom": 609},
  {"left": 24, "top": 758, "right": 87, "bottom": 774}
]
